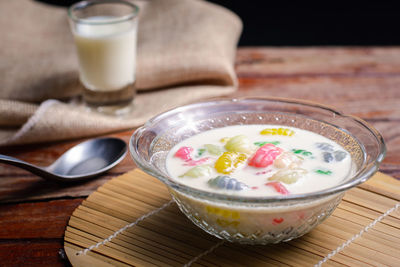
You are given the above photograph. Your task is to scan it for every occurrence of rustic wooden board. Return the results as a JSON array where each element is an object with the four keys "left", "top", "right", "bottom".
[
  {"left": 0, "top": 199, "right": 83, "bottom": 239},
  {"left": 64, "top": 169, "right": 400, "bottom": 266},
  {"left": 0, "top": 241, "right": 67, "bottom": 266}
]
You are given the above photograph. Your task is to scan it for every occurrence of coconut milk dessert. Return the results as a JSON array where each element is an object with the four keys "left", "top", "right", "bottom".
[
  {"left": 167, "top": 125, "right": 354, "bottom": 197},
  {"left": 73, "top": 17, "right": 137, "bottom": 91}
]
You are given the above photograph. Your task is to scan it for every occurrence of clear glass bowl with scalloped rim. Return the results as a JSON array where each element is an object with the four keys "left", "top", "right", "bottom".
[{"left": 129, "top": 97, "right": 386, "bottom": 244}]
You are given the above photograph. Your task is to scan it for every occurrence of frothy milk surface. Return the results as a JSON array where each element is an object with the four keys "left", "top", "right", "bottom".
[
  {"left": 73, "top": 16, "right": 137, "bottom": 91},
  {"left": 166, "top": 125, "right": 354, "bottom": 197}
]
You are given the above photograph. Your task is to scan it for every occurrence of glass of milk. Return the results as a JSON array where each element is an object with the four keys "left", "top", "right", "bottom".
[{"left": 68, "top": 0, "right": 139, "bottom": 115}]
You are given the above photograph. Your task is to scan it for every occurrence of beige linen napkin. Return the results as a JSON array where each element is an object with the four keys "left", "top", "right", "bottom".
[{"left": 0, "top": 0, "right": 242, "bottom": 146}]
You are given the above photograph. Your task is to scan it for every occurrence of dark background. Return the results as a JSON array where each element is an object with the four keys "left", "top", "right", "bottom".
[
  {"left": 40, "top": 0, "right": 400, "bottom": 46},
  {"left": 209, "top": 1, "right": 400, "bottom": 46}
]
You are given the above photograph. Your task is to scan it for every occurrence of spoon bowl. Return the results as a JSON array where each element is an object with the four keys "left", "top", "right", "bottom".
[{"left": 0, "top": 137, "right": 127, "bottom": 182}]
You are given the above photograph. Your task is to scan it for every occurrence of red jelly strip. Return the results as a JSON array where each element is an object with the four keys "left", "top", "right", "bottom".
[
  {"left": 174, "top": 146, "right": 193, "bottom": 161},
  {"left": 249, "top": 144, "right": 283, "bottom": 168},
  {"left": 183, "top": 157, "right": 211, "bottom": 166},
  {"left": 265, "top": 181, "right": 289, "bottom": 195},
  {"left": 272, "top": 218, "right": 284, "bottom": 225}
]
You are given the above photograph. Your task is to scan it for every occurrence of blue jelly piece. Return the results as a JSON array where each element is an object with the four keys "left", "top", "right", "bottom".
[
  {"left": 334, "top": 150, "right": 347, "bottom": 161},
  {"left": 227, "top": 179, "right": 235, "bottom": 190},
  {"left": 208, "top": 176, "right": 248, "bottom": 191},
  {"left": 217, "top": 177, "right": 226, "bottom": 188},
  {"left": 323, "top": 152, "right": 334, "bottom": 163}
]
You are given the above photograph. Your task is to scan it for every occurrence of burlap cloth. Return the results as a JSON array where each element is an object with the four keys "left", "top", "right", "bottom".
[{"left": 0, "top": 0, "right": 242, "bottom": 146}]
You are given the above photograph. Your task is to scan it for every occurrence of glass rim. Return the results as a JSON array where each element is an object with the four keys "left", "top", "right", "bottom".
[
  {"left": 129, "top": 97, "right": 387, "bottom": 204},
  {"left": 68, "top": 0, "right": 139, "bottom": 25}
]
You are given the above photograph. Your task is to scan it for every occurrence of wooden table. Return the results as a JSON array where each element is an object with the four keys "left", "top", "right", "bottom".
[{"left": 1, "top": 47, "right": 399, "bottom": 266}]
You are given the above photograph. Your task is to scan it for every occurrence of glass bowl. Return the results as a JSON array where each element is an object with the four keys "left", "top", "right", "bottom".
[{"left": 129, "top": 97, "right": 386, "bottom": 244}]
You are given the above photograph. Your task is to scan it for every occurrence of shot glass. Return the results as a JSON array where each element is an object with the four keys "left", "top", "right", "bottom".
[{"left": 68, "top": 0, "right": 139, "bottom": 115}]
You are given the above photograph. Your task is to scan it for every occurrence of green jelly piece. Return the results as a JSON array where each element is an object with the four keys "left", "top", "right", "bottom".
[
  {"left": 196, "top": 148, "right": 206, "bottom": 157},
  {"left": 254, "top": 141, "right": 280, "bottom": 147},
  {"left": 292, "top": 149, "right": 312, "bottom": 156},
  {"left": 180, "top": 166, "right": 212, "bottom": 178},
  {"left": 204, "top": 144, "right": 223, "bottom": 156},
  {"left": 225, "top": 135, "right": 253, "bottom": 154},
  {"left": 315, "top": 169, "right": 332, "bottom": 175}
]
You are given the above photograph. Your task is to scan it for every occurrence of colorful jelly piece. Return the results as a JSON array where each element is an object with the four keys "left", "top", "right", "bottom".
[
  {"left": 184, "top": 157, "right": 211, "bottom": 166},
  {"left": 260, "top": 128, "right": 295, "bottom": 136},
  {"left": 322, "top": 150, "right": 347, "bottom": 163},
  {"left": 196, "top": 148, "right": 206, "bottom": 157},
  {"left": 206, "top": 206, "right": 240, "bottom": 219},
  {"left": 265, "top": 181, "right": 290, "bottom": 195},
  {"left": 274, "top": 152, "right": 304, "bottom": 169},
  {"left": 272, "top": 218, "right": 284, "bottom": 225},
  {"left": 174, "top": 146, "right": 193, "bottom": 161},
  {"left": 322, "top": 151, "right": 334, "bottom": 163},
  {"left": 224, "top": 135, "right": 254, "bottom": 154},
  {"left": 215, "top": 152, "right": 247, "bottom": 174},
  {"left": 254, "top": 141, "right": 280, "bottom": 147},
  {"left": 315, "top": 169, "right": 332, "bottom": 175},
  {"left": 269, "top": 167, "right": 307, "bottom": 184},
  {"left": 204, "top": 144, "right": 224, "bottom": 156},
  {"left": 248, "top": 144, "right": 283, "bottom": 168},
  {"left": 334, "top": 150, "right": 347, "bottom": 161},
  {"left": 315, "top": 142, "right": 334, "bottom": 152},
  {"left": 179, "top": 165, "right": 212, "bottom": 178},
  {"left": 208, "top": 176, "right": 249, "bottom": 191}
]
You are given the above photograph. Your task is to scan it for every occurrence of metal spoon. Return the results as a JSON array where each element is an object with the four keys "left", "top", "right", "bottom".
[{"left": 0, "top": 137, "right": 127, "bottom": 182}]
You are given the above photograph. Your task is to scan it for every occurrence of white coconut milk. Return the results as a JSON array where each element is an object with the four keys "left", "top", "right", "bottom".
[{"left": 166, "top": 125, "right": 354, "bottom": 197}]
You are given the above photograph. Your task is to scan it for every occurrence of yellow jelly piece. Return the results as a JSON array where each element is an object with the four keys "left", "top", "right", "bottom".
[
  {"left": 206, "top": 206, "right": 241, "bottom": 219},
  {"left": 214, "top": 152, "right": 247, "bottom": 174},
  {"left": 224, "top": 135, "right": 254, "bottom": 154},
  {"left": 260, "top": 127, "right": 295, "bottom": 136},
  {"left": 231, "top": 211, "right": 240, "bottom": 220}
]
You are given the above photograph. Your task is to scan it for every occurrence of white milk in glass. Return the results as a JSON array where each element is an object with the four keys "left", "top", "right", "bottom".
[{"left": 73, "top": 17, "right": 137, "bottom": 92}]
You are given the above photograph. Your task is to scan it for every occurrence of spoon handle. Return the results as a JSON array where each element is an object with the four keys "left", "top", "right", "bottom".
[{"left": 0, "top": 154, "right": 52, "bottom": 178}]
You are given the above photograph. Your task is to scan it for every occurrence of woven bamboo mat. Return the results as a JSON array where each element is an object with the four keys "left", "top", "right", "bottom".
[{"left": 64, "top": 169, "right": 400, "bottom": 266}]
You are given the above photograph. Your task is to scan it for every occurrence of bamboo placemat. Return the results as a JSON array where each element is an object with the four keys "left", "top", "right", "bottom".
[{"left": 64, "top": 169, "right": 400, "bottom": 266}]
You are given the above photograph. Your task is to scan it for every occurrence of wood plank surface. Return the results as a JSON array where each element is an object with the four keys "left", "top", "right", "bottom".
[
  {"left": 1, "top": 47, "right": 400, "bottom": 266},
  {"left": 0, "top": 199, "right": 83, "bottom": 266},
  {"left": 0, "top": 199, "right": 83, "bottom": 239},
  {"left": 0, "top": 241, "right": 68, "bottom": 267}
]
